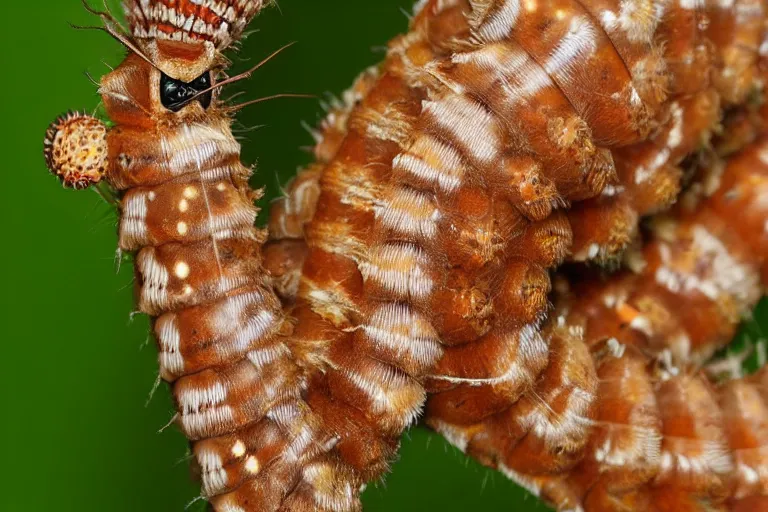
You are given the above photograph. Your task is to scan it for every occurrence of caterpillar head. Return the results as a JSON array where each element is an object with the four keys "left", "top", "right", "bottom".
[{"left": 43, "top": 0, "right": 270, "bottom": 186}]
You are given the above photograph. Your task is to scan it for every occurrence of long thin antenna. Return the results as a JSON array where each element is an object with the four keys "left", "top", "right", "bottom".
[
  {"left": 181, "top": 42, "right": 298, "bottom": 107},
  {"left": 225, "top": 93, "right": 316, "bottom": 113}
]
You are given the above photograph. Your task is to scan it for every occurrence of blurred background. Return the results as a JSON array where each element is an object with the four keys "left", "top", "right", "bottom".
[{"left": 1, "top": 1, "right": 764, "bottom": 511}]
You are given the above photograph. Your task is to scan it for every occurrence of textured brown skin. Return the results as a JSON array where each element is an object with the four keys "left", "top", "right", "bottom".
[{"left": 427, "top": 135, "right": 768, "bottom": 511}]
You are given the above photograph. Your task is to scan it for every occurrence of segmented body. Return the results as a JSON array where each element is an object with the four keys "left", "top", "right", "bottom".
[
  {"left": 45, "top": 0, "right": 768, "bottom": 510},
  {"left": 265, "top": 0, "right": 768, "bottom": 509},
  {"left": 46, "top": 1, "right": 367, "bottom": 510},
  {"left": 426, "top": 132, "right": 768, "bottom": 510}
]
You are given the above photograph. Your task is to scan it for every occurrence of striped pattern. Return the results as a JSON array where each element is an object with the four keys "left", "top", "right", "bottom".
[{"left": 124, "top": 0, "right": 266, "bottom": 48}]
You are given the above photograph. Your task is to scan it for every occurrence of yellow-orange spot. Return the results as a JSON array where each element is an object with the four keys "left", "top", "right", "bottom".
[
  {"left": 179, "top": 199, "right": 189, "bottom": 212},
  {"left": 177, "top": 221, "right": 188, "bottom": 235},
  {"left": 183, "top": 187, "right": 199, "bottom": 200},
  {"left": 245, "top": 456, "right": 260, "bottom": 474},
  {"left": 231, "top": 440, "right": 246, "bottom": 458},
  {"left": 617, "top": 303, "right": 640, "bottom": 325},
  {"left": 174, "top": 261, "right": 190, "bottom": 279}
]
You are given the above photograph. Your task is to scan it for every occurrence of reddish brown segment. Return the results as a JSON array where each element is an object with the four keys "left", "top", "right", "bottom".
[{"left": 426, "top": 134, "right": 768, "bottom": 511}]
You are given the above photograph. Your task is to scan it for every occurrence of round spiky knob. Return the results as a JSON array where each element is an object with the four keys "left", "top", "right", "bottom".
[{"left": 43, "top": 112, "right": 108, "bottom": 190}]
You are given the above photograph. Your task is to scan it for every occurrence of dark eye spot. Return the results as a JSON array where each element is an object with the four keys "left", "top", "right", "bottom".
[{"left": 160, "top": 71, "right": 213, "bottom": 112}]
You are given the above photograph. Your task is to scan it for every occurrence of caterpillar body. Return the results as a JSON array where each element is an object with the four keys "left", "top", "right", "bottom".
[
  {"left": 264, "top": 0, "right": 768, "bottom": 509},
  {"left": 43, "top": 0, "right": 768, "bottom": 511},
  {"left": 423, "top": 132, "right": 768, "bottom": 511},
  {"left": 45, "top": 1, "right": 369, "bottom": 510}
]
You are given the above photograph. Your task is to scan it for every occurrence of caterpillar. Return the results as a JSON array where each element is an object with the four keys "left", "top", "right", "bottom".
[
  {"left": 43, "top": 1, "right": 372, "bottom": 510},
  {"left": 43, "top": 1, "right": 768, "bottom": 511},
  {"left": 424, "top": 132, "right": 768, "bottom": 511}
]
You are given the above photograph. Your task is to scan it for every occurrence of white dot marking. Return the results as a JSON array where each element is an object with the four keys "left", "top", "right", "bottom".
[{"left": 174, "top": 261, "right": 190, "bottom": 279}]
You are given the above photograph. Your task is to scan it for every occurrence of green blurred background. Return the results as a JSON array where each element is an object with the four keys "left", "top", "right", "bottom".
[{"left": 1, "top": 1, "right": 765, "bottom": 511}]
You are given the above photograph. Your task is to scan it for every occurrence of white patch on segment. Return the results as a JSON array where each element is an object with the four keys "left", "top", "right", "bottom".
[
  {"left": 179, "top": 381, "right": 228, "bottom": 413},
  {"left": 147, "top": 191, "right": 157, "bottom": 201},
  {"left": 362, "top": 303, "right": 443, "bottom": 369},
  {"left": 423, "top": 95, "right": 500, "bottom": 165},
  {"left": 594, "top": 424, "right": 661, "bottom": 468},
  {"left": 659, "top": 440, "right": 733, "bottom": 481},
  {"left": 739, "top": 463, "right": 761, "bottom": 485},
  {"left": 178, "top": 199, "right": 189, "bottom": 212},
  {"left": 216, "top": 182, "right": 227, "bottom": 192},
  {"left": 182, "top": 284, "right": 194, "bottom": 296},
  {"left": 393, "top": 151, "right": 462, "bottom": 193},
  {"left": 474, "top": 0, "right": 521, "bottom": 42},
  {"left": 343, "top": 363, "right": 419, "bottom": 426},
  {"left": 197, "top": 448, "right": 228, "bottom": 496},
  {"left": 177, "top": 221, "right": 189, "bottom": 235},
  {"left": 635, "top": 148, "right": 671, "bottom": 185},
  {"left": 247, "top": 343, "right": 291, "bottom": 370},
  {"left": 498, "top": 464, "right": 543, "bottom": 498},
  {"left": 666, "top": 102, "right": 684, "bottom": 149},
  {"left": 375, "top": 187, "right": 440, "bottom": 239},
  {"left": 544, "top": 17, "right": 598, "bottom": 78},
  {"left": 231, "top": 440, "right": 246, "bottom": 458},
  {"left": 156, "top": 314, "right": 184, "bottom": 378},
  {"left": 607, "top": 337, "right": 626, "bottom": 358},
  {"left": 137, "top": 248, "right": 170, "bottom": 309},
  {"left": 654, "top": 225, "right": 761, "bottom": 307},
  {"left": 430, "top": 418, "right": 471, "bottom": 452},
  {"left": 183, "top": 186, "right": 199, "bottom": 200},
  {"left": 209, "top": 292, "right": 278, "bottom": 357},
  {"left": 442, "top": 45, "right": 553, "bottom": 105},
  {"left": 120, "top": 191, "right": 149, "bottom": 249},
  {"left": 162, "top": 123, "right": 240, "bottom": 175},
  {"left": 760, "top": 38, "right": 768, "bottom": 57},
  {"left": 244, "top": 455, "right": 260, "bottom": 474},
  {"left": 679, "top": 0, "right": 705, "bottom": 9},
  {"left": 178, "top": 380, "right": 236, "bottom": 438},
  {"left": 174, "top": 261, "right": 190, "bottom": 279},
  {"left": 361, "top": 242, "right": 434, "bottom": 299},
  {"left": 517, "top": 385, "right": 595, "bottom": 445},
  {"left": 600, "top": 0, "right": 665, "bottom": 42}
]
